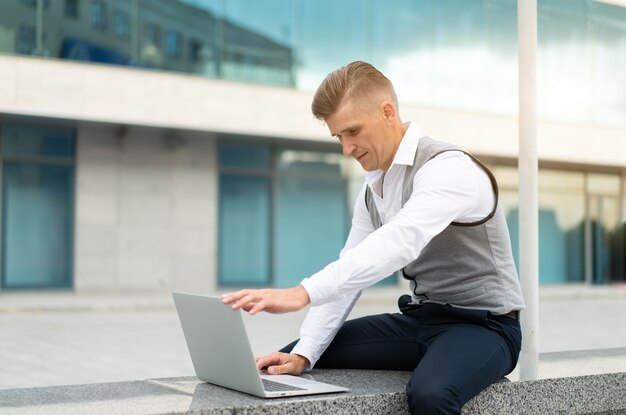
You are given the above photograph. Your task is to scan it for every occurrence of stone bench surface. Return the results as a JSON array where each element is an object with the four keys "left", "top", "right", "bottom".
[{"left": 1, "top": 369, "right": 625, "bottom": 415}]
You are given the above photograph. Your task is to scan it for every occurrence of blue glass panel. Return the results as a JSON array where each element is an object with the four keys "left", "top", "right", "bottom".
[
  {"left": 218, "top": 141, "right": 271, "bottom": 171},
  {"left": 1, "top": 124, "right": 75, "bottom": 158},
  {"left": 506, "top": 206, "right": 585, "bottom": 284},
  {"left": 299, "top": 0, "right": 370, "bottom": 89},
  {"left": 275, "top": 175, "right": 347, "bottom": 287},
  {"left": 218, "top": 175, "right": 271, "bottom": 285},
  {"left": 2, "top": 162, "right": 74, "bottom": 288},
  {"left": 1, "top": 0, "right": 624, "bottom": 127}
]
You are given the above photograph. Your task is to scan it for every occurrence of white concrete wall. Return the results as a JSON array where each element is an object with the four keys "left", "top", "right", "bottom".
[
  {"left": 74, "top": 124, "right": 217, "bottom": 293},
  {"left": 0, "top": 55, "right": 625, "bottom": 168}
]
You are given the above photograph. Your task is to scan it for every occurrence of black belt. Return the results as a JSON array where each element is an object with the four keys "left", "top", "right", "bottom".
[{"left": 499, "top": 310, "right": 519, "bottom": 321}]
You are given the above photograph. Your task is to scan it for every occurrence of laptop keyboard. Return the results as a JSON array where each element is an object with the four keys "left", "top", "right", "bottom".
[{"left": 262, "top": 378, "right": 306, "bottom": 392}]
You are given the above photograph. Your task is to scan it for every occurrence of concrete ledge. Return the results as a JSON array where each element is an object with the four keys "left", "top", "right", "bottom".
[{"left": 1, "top": 369, "right": 624, "bottom": 415}]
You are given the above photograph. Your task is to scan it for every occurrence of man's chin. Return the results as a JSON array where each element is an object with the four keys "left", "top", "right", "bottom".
[{"left": 360, "top": 163, "right": 376, "bottom": 172}]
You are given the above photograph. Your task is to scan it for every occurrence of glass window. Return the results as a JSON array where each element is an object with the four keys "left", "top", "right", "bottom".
[
  {"left": 274, "top": 149, "right": 348, "bottom": 287},
  {"left": 20, "top": 0, "right": 49, "bottom": 8},
  {"left": 298, "top": 0, "right": 370, "bottom": 91},
  {"left": 1, "top": 123, "right": 75, "bottom": 290},
  {"left": 536, "top": 188, "right": 586, "bottom": 284},
  {"left": 2, "top": 163, "right": 74, "bottom": 289},
  {"left": 216, "top": 0, "right": 296, "bottom": 86},
  {"left": 588, "top": 2, "right": 626, "bottom": 126},
  {"left": 114, "top": 9, "right": 129, "bottom": 38},
  {"left": 144, "top": 23, "right": 160, "bottom": 47},
  {"left": 278, "top": 150, "right": 343, "bottom": 175},
  {"left": 189, "top": 39, "right": 203, "bottom": 64},
  {"left": 91, "top": 0, "right": 107, "bottom": 30},
  {"left": 587, "top": 173, "right": 620, "bottom": 195},
  {"left": 218, "top": 141, "right": 271, "bottom": 171},
  {"left": 1, "top": 124, "right": 75, "bottom": 158},
  {"left": 218, "top": 175, "right": 271, "bottom": 285},
  {"left": 218, "top": 141, "right": 272, "bottom": 286},
  {"left": 218, "top": 142, "right": 355, "bottom": 288},
  {"left": 16, "top": 25, "right": 35, "bottom": 55},
  {"left": 497, "top": 167, "right": 585, "bottom": 283},
  {"left": 1, "top": 0, "right": 624, "bottom": 126},
  {"left": 165, "top": 30, "right": 182, "bottom": 57},
  {"left": 586, "top": 173, "right": 623, "bottom": 284},
  {"left": 64, "top": 0, "right": 79, "bottom": 18}
]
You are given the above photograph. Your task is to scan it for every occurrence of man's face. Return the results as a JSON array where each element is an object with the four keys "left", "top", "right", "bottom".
[{"left": 326, "top": 99, "right": 394, "bottom": 172}]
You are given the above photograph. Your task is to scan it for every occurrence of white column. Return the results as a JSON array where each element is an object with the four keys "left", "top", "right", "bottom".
[{"left": 518, "top": 0, "right": 539, "bottom": 381}]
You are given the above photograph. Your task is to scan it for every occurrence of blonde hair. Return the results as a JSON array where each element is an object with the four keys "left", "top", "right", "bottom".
[{"left": 311, "top": 61, "right": 398, "bottom": 121}]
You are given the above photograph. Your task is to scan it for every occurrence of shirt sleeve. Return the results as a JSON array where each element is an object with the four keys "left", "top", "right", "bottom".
[
  {"left": 290, "top": 291, "right": 361, "bottom": 369},
  {"left": 300, "top": 152, "right": 492, "bottom": 305}
]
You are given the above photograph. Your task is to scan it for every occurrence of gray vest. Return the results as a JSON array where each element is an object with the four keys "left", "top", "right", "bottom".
[{"left": 365, "top": 137, "right": 525, "bottom": 314}]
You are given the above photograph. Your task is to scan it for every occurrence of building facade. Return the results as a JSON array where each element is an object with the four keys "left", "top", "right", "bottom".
[{"left": 0, "top": 0, "right": 624, "bottom": 292}]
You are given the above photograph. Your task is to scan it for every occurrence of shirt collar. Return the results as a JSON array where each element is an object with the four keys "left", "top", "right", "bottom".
[{"left": 365, "top": 122, "right": 422, "bottom": 186}]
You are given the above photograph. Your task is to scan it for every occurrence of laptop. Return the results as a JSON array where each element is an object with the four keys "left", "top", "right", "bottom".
[{"left": 172, "top": 292, "right": 349, "bottom": 398}]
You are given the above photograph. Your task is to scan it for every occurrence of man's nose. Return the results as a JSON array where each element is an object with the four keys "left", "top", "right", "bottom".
[{"left": 342, "top": 142, "right": 355, "bottom": 157}]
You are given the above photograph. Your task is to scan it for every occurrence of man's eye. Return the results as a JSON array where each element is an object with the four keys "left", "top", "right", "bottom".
[{"left": 349, "top": 129, "right": 359, "bottom": 136}]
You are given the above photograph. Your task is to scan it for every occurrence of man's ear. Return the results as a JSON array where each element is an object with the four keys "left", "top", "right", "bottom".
[{"left": 382, "top": 101, "right": 396, "bottom": 122}]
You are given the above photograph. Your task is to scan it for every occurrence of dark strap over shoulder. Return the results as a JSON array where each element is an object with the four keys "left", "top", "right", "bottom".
[
  {"left": 364, "top": 136, "right": 499, "bottom": 228},
  {"left": 364, "top": 185, "right": 382, "bottom": 229}
]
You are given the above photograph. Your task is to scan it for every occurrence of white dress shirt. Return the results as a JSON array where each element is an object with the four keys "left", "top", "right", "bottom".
[{"left": 292, "top": 122, "right": 495, "bottom": 368}]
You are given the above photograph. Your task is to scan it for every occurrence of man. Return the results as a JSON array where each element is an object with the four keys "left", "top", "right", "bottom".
[{"left": 222, "top": 61, "right": 524, "bottom": 415}]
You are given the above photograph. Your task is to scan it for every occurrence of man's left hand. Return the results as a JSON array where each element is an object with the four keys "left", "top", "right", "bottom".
[{"left": 221, "top": 285, "right": 310, "bottom": 315}]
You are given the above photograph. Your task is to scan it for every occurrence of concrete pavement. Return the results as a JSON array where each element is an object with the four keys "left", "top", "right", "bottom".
[{"left": 1, "top": 285, "right": 625, "bottom": 390}]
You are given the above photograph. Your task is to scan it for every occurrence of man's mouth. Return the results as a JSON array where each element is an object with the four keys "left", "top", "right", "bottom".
[{"left": 356, "top": 152, "right": 367, "bottom": 161}]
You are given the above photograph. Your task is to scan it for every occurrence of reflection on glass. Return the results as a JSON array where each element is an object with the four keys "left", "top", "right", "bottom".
[
  {"left": 1, "top": 124, "right": 75, "bottom": 158},
  {"left": 497, "top": 167, "right": 624, "bottom": 285},
  {"left": 218, "top": 143, "right": 353, "bottom": 287},
  {"left": 275, "top": 174, "right": 347, "bottom": 287},
  {"left": 0, "top": 1, "right": 623, "bottom": 125},
  {"left": 1, "top": 123, "right": 75, "bottom": 289},
  {"left": 587, "top": 173, "right": 620, "bottom": 195},
  {"left": 278, "top": 150, "right": 343, "bottom": 175},
  {"left": 218, "top": 175, "right": 271, "bottom": 285},
  {"left": 538, "top": 192, "right": 586, "bottom": 283},
  {"left": 492, "top": 166, "right": 519, "bottom": 190},
  {"left": 275, "top": 149, "right": 349, "bottom": 287},
  {"left": 588, "top": 194, "right": 622, "bottom": 284},
  {"left": 539, "top": 170, "right": 585, "bottom": 192},
  {"left": 2, "top": 163, "right": 74, "bottom": 289},
  {"left": 218, "top": 141, "right": 271, "bottom": 171},
  {"left": 500, "top": 169, "right": 587, "bottom": 284}
]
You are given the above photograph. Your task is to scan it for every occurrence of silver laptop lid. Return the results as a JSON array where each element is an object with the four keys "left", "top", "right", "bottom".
[{"left": 172, "top": 292, "right": 266, "bottom": 397}]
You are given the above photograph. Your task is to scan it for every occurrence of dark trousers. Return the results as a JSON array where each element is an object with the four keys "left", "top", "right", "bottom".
[{"left": 281, "top": 295, "right": 522, "bottom": 415}]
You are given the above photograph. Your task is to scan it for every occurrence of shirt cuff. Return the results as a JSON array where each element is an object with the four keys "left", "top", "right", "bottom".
[
  {"left": 300, "top": 277, "right": 323, "bottom": 305},
  {"left": 300, "top": 265, "right": 340, "bottom": 306},
  {"left": 290, "top": 337, "right": 321, "bottom": 370}
]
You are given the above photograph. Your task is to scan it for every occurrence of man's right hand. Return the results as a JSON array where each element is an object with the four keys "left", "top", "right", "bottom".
[{"left": 256, "top": 352, "right": 309, "bottom": 375}]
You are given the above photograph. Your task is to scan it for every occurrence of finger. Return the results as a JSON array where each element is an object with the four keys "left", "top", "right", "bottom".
[
  {"left": 236, "top": 292, "right": 263, "bottom": 311},
  {"left": 241, "top": 302, "right": 257, "bottom": 312},
  {"left": 267, "top": 362, "right": 293, "bottom": 375},
  {"left": 230, "top": 292, "right": 256, "bottom": 310},
  {"left": 231, "top": 294, "right": 250, "bottom": 310},
  {"left": 256, "top": 355, "right": 282, "bottom": 370},
  {"left": 249, "top": 299, "right": 269, "bottom": 315},
  {"left": 221, "top": 290, "right": 248, "bottom": 304}
]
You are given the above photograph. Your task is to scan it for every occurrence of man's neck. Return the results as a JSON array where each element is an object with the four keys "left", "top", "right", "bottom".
[{"left": 382, "top": 121, "right": 409, "bottom": 173}]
